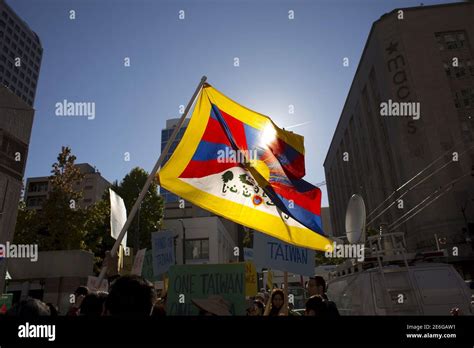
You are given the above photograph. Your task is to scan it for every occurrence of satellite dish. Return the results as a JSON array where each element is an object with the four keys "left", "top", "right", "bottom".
[{"left": 345, "top": 194, "right": 366, "bottom": 244}]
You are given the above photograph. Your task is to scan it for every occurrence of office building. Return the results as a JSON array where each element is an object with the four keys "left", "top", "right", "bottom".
[
  {"left": 0, "top": 0, "right": 42, "bottom": 106},
  {"left": 0, "top": 86, "right": 35, "bottom": 294},
  {"left": 160, "top": 118, "right": 189, "bottom": 203},
  {"left": 324, "top": 3, "right": 474, "bottom": 277},
  {"left": 24, "top": 163, "right": 111, "bottom": 209}
]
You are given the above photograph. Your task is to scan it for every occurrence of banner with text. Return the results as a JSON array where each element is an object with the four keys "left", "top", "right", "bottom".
[
  {"left": 151, "top": 231, "right": 175, "bottom": 276},
  {"left": 253, "top": 232, "right": 315, "bottom": 276},
  {"left": 166, "top": 263, "right": 246, "bottom": 316}
]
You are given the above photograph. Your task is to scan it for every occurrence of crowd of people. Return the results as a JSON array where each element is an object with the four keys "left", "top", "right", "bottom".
[{"left": 2, "top": 275, "right": 340, "bottom": 318}]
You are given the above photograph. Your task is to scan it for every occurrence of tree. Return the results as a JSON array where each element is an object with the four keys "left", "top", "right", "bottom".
[
  {"left": 40, "top": 146, "right": 86, "bottom": 250},
  {"left": 14, "top": 201, "right": 42, "bottom": 245},
  {"left": 14, "top": 146, "right": 110, "bottom": 251},
  {"left": 109, "top": 167, "right": 164, "bottom": 251}
]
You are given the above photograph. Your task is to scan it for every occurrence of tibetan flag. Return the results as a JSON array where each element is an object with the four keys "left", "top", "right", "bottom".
[{"left": 158, "top": 84, "right": 333, "bottom": 251}]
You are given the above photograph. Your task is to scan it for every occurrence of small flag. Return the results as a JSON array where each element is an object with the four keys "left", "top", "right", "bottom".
[
  {"left": 158, "top": 84, "right": 332, "bottom": 251},
  {"left": 110, "top": 189, "right": 127, "bottom": 248}
]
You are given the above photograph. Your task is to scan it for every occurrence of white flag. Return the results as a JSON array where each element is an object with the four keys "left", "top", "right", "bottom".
[{"left": 109, "top": 188, "right": 127, "bottom": 248}]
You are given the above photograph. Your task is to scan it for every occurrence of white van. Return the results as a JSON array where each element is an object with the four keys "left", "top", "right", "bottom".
[{"left": 327, "top": 262, "right": 472, "bottom": 315}]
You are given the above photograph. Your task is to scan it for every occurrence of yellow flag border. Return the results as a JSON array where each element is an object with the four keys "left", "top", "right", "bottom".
[{"left": 158, "top": 85, "right": 332, "bottom": 251}]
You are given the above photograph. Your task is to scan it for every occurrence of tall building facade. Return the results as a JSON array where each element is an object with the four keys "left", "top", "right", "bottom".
[
  {"left": 160, "top": 118, "right": 189, "bottom": 203},
  {"left": 324, "top": 3, "right": 474, "bottom": 270},
  {"left": 0, "top": 0, "right": 41, "bottom": 295},
  {"left": 0, "top": 86, "right": 34, "bottom": 294},
  {"left": 24, "top": 163, "right": 111, "bottom": 210},
  {"left": 0, "top": 0, "right": 42, "bottom": 106}
]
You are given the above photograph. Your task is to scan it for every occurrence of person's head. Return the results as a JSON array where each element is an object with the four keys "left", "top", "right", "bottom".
[
  {"left": 6, "top": 298, "right": 50, "bottom": 319},
  {"left": 80, "top": 291, "right": 108, "bottom": 317},
  {"left": 270, "top": 289, "right": 285, "bottom": 310},
  {"left": 254, "top": 292, "right": 265, "bottom": 304},
  {"left": 305, "top": 295, "right": 328, "bottom": 317},
  {"left": 74, "top": 286, "right": 89, "bottom": 297},
  {"left": 247, "top": 300, "right": 264, "bottom": 316},
  {"left": 307, "top": 276, "right": 326, "bottom": 296},
  {"left": 105, "top": 275, "right": 156, "bottom": 317}
]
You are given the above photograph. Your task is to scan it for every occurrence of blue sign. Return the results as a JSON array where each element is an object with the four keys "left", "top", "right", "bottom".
[
  {"left": 253, "top": 232, "right": 315, "bottom": 276},
  {"left": 243, "top": 248, "right": 254, "bottom": 261},
  {"left": 151, "top": 231, "right": 175, "bottom": 276}
]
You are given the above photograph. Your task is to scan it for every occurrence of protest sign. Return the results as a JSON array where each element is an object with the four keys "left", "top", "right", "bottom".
[
  {"left": 131, "top": 248, "right": 146, "bottom": 276},
  {"left": 253, "top": 232, "right": 315, "bottom": 276},
  {"left": 87, "top": 276, "right": 109, "bottom": 292},
  {"left": 244, "top": 261, "right": 257, "bottom": 296},
  {"left": 243, "top": 248, "right": 253, "bottom": 261},
  {"left": 151, "top": 231, "right": 175, "bottom": 276},
  {"left": 142, "top": 250, "right": 161, "bottom": 282},
  {"left": 167, "top": 263, "right": 246, "bottom": 315}
]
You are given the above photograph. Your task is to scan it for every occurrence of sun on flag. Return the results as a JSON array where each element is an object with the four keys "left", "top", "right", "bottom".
[{"left": 158, "top": 83, "right": 333, "bottom": 251}]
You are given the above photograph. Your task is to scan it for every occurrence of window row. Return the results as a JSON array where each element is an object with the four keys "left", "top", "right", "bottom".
[
  {"left": 443, "top": 59, "right": 474, "bottom": 79},
  {"left": 0, "top": 11, "right": 41, "bottom": 53},
  {"left": 453, "top": 88, "right": 474, "bottom": 109},
  {"left": 435, "top": 31, "right": 469, "bottom": 51}
]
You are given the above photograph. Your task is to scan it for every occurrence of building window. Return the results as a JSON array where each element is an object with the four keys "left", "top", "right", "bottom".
[
  {"left": 26, "top": 196, "right": 45, "bottom": 208},
  {"left": 28, "top": 182, "right": 48, "bottom": 192},
  {"left": 185, "top": 239, "right": 209, "bottom": 260},
  {"left": 435, "top": 31, "right": 468, "bottom": 51}
]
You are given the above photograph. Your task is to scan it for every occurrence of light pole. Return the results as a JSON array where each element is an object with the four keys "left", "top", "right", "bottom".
[{"left": 179, "top": 219, "right": 186, "bottom": 264}]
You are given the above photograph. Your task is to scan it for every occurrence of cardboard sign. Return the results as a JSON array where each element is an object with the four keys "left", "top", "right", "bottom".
[
  {"left": 87, "top": 276, "right": 109, "bottom": 292},
  {"left": 131, "top": 248, "right": 147, "bottom": 276},
  {"left": 142, "top": 250, "right": 161, "bottom": 282},
  {"left": 253, "top": 232, "right": 315, "bottom": 276},
  {"left": 151, "top": 231, "right": 175, "bottom": 276},
  {"left": 166, "top": 263, "right": 246, "bottom": 316}
]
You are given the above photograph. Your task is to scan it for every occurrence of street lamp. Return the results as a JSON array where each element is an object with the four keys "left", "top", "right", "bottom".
[{"left": 179, "top": 219, "right": 186, "bottom": 264}]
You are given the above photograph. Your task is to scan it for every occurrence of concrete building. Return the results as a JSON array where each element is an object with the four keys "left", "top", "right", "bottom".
[
  {"left": 160, "top": 118, "right": 189, "bottom": 203},
  {"left": 324, "top": 3, "right": 474, "bottom": 277},
  {"left": 24, "top": 163, "right": 111, "bottom": 209},
  {"left": 0, "top": 0, "right": 42, "bottom": 106},
  {"left": 6, "top": 250, "right": 94, "bottom": 314},
  {"left": 164, "top": 216, "right": 240, "bottom": 265},
  {"left": 0, "top": 86, "right": 34, "bottom": 295}
]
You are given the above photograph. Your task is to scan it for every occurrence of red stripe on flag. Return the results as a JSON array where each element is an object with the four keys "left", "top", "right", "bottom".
[
  {"left": 271, "top": 182, "right": 322, "bottom": 215},
  {"left": 201, "top": 117, "right": 232, "bottom": 146},
  {"left": 179, "top": 159, "right": 238, "bottom": 178},
  {"left": 218, "top": 108, "right": 249, "bottom": 150}
]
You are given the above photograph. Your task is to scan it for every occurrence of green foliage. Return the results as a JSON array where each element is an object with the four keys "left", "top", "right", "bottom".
[
  {"left": 14, "top": 148, "right": 164, "bottom": 268},
  {"left": 14, "top": 146, "right": 90, "bottom": 250},
  {"left": 314, "top": 251, "right": 346, "bottom": 266},
  {"left": 108, "top": 167, "right": 164, "bottom": 251}
]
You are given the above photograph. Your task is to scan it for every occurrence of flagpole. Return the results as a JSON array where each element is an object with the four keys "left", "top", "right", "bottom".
[{"left": 96, "top": 76, "right": 207, "bottom": 285}]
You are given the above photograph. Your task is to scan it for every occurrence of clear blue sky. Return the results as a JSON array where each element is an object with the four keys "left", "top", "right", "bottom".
[{"left": 10, "top": 0, "right": 457, "bottom": 206}]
